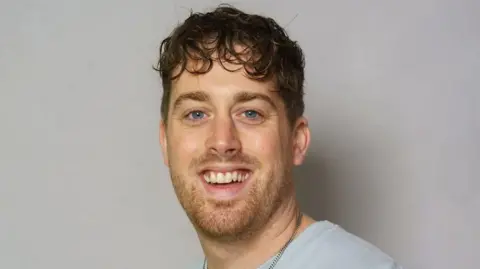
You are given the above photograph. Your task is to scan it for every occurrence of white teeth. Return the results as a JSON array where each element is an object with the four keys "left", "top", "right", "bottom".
[
  {"left": 203, "top": 171, "right": 249, "bottom": 184},
  {"left": 208, "top": 172, "right": 216, "bottom": 183},
  {"left": 217, "top": 173, "right": 225, "bottom": 183}
]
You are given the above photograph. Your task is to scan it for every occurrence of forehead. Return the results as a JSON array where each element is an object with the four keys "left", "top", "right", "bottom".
[{"left": 171, "top": 61, "right": 277, "bottom": 99}]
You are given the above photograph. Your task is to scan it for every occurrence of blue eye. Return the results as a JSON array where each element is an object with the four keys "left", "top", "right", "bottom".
[
  {"left": 187, "top": 111, "right": 206, "bottom": 120},
  {"left": 243, "top": 110, "right": 259, "bottom": 119}
]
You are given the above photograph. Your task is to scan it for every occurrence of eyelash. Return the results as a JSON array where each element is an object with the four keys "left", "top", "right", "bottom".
[
  {"left": 182, "top": 109, "right": 265, "bottom": 123},
  {"left": 184, "top": 110, "right": 208, "bottom": 121},
  {"left": 241, "top": 109, "right": 264, "bottom": 120}
]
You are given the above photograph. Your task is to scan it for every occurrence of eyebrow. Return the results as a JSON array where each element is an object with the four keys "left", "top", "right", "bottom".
[
  {"left": 172, "top": 91, "right": 210, "bottom": 111},
  {"left": 233, "top": 91, "right": 277, "bottom": 109},
  {"left": 171, "top": 90, "right": 277, "bottom": 112}
]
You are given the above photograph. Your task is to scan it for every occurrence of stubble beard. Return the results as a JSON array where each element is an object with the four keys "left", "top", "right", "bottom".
[{"left": 169, "top": 157, "right": 293, "bottom": 242}]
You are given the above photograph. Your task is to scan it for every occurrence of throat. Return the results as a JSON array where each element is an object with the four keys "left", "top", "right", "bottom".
[{"left": 201, "top": 209, "right": 304, "bottom": 269}]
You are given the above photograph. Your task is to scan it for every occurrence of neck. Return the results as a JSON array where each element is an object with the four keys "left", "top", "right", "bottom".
[{"left": 198, "top": 197, "right": 313, "bottom": 269}]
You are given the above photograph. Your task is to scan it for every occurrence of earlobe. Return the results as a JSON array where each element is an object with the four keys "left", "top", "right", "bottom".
[
  {"left": 159, "top": 120, "right": 169, "bottom": 166},
  {"left": 292, "top": 117, "right": 310, "bottom": 166}
]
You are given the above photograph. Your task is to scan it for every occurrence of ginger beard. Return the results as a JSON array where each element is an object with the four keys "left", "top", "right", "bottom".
[{"left": 167, "top": 149, "right": 294, "bottom": 241}]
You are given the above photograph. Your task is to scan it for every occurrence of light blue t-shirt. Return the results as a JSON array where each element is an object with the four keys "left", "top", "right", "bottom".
[{"left": 200, "top": 221, "right": 403, "bottom": 269}]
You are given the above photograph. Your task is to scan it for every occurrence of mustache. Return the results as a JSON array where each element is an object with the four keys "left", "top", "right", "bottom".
[{"left": 190, "top": 152, "right": 260, "bottom": 169}]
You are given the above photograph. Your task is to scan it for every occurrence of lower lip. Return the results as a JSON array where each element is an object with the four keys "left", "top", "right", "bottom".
[{"left": 200, "top": 176, "right": 250, "bottom": 200}]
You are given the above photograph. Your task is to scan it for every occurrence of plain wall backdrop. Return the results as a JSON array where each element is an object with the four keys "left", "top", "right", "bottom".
[{"left": 1, "top": 0, "right": 478, "bottom": 268}]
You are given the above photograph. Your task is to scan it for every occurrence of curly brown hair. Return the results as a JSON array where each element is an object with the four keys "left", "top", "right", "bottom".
[{"left": 154, "top": 4, "right": 305, "bottom": 126}]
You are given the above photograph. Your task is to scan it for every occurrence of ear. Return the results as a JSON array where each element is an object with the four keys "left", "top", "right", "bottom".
[
  {"left": 159, "top": 120, "right": 169, "bottom": 166},
  {"left": 292, "top": 116, "right": 311, "bottom": 166}
]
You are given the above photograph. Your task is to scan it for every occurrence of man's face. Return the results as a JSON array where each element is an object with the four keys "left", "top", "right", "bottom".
[{"left": 159, "top": 61, "right": 309, "bottom": 240}]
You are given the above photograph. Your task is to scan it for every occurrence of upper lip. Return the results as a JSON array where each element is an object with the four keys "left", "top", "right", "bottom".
[{"left": 198, "top": 164, "right": 253, "bottom": 174}]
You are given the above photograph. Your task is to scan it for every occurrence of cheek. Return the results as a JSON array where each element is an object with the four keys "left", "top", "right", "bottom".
[
  {"left": 241, "top": 129, "right": 282, "bottom": 159},
  {"left": 252, "top": 135, "right": 266, "bottom": 151},
  {"left": 168, "top": 130, "right": 203, "bottom": 163},
  {"left": 180, "top": 135, "right": 200, "bottom": 153}
]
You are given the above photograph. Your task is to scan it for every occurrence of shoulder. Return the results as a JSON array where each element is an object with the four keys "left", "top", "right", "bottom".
[
  {"left": 322, "top": 224, "right": 402, "bottom": 268},
  {"left": 281, "top": 221, "right": 403, "bottom": 269}
]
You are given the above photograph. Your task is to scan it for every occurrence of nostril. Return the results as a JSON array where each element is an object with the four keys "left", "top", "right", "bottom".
[
  {"left": 209, "top": 146, "right": 239, "bottom": 156},
  {"left": 225, "top": 148, "right": 238, "bottom": 154}
]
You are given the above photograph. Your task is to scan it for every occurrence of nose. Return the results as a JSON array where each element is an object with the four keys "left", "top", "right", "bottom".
[{"left": 206, "top": 116, "right": 241, "bottom": 158}]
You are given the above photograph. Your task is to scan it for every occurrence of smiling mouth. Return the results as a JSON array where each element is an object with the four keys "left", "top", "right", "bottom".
[
  {"left": 201, "top": 170, "right": 252, "bottom": 184},
  {"left": 198, "top": 168, "right": 253, "bottom": 199}
]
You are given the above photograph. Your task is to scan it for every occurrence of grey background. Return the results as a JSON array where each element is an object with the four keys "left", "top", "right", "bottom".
[{"left": 1, "top": 0, "right": 478, "bottom": 268}]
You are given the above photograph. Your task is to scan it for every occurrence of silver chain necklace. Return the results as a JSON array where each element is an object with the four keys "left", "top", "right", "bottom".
[{"left": 202, "top": 212, "right": 303, "bottom": 269}]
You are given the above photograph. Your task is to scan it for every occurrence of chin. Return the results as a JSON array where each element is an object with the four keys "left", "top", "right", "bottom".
[{"left": 189, "top": 197, "right": 260, "bottom": 240}]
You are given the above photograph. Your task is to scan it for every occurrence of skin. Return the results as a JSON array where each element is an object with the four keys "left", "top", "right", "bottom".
[{"left": 159, "top": 60, "right": 314, "bottom": 269}]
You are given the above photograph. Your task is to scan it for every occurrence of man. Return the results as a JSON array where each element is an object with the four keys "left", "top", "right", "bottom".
[{"left": 155, "top": 4, "right": 403, "bottom": 269}]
